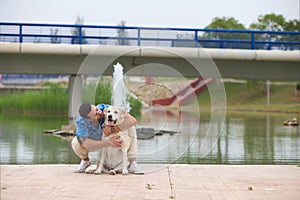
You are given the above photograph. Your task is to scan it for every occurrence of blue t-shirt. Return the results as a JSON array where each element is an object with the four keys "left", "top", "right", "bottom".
[{"left": 75, "top": 104, "right": 109, "bottom": 140}]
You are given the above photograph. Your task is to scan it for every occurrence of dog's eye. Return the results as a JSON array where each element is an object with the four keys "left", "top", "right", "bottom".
[
  {"left": 107, "top": 110, "right": 110, "bottom": 113},
  {"left": 114, "top": 111, "right": 118, "bottom": 114}
]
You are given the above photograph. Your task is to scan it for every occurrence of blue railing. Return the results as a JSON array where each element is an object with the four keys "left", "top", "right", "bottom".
[{"left": 0, "top": 22, "right": 299, "bottom": 50}]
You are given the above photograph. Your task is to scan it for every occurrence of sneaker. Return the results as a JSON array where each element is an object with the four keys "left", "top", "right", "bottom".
[
  {"left": 128, "top": 161, "right": 144, "bottom": 175},
  {"left": 74, "top": 160, "right": 91, "bottom": 173}
]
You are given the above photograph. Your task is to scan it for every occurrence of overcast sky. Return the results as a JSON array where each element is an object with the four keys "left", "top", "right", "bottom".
[{"left": 0, "top": 0, "right": 299, "bottom": 28}]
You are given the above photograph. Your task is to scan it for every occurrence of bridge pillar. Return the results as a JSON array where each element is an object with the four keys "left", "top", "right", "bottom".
[{"left": 68, "top": 75, "right": 83, "bottom": 123}]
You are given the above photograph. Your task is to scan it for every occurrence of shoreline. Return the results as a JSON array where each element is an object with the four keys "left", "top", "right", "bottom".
[
  {"left": 178, "top": 106, "right": 300, "bottom": 115},
  {"left": 0, "top": 106, "right": 299, "bottom": 117},
  {"left": 226, "top": 108, "right": 300, "bottom": 114}
]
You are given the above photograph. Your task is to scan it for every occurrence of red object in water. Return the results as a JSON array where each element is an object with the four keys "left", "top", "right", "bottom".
[{"left": 151, "top": 78, "right": 215, "bottom": 106}]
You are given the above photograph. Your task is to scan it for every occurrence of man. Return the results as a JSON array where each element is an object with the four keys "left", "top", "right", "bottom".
[{"left": 71, "top": 102, "right": 143, "bottom": 174}]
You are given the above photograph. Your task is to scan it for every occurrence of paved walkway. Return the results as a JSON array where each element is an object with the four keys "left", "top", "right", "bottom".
[{"left": 1, "top": 164, "right": 299, "bottom": 200}]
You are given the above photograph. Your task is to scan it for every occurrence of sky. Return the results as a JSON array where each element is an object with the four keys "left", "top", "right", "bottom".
[{"left": 0, "top": 0, "right": 299, "bottom": 28}]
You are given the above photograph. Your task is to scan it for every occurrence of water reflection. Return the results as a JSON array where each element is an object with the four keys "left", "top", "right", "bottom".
[
  {"left": 0, "top": 111, "right": 299, "bottom": 164},
  {"left": 178, "top": 112, "right": 300, "bottom": 164},
  {"left": 0, "top": 115, "right": 78, "bottom": 164}
]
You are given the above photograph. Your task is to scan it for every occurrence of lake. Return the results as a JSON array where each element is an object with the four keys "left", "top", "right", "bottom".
[{"left": 0, "top": 109, "right": 299, "bottom": 165}]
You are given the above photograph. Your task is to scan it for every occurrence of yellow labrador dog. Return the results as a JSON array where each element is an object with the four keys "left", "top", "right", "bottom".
[{"left": 94, "top": 106, "right": 135, "bottom": 175}]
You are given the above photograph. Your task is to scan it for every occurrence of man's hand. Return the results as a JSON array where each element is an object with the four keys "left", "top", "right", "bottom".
[
  {"left": 102, "top": 124, "right": 112, "bottom": 136},
  {"left": 82, "top": 137, "right": 122, "bottom": 152},
  {"left": 102, "top": 124, "right": 121, "bottom": 136},
  {"left": 109, "top": 135, "right": 123, "bottom": 147}
]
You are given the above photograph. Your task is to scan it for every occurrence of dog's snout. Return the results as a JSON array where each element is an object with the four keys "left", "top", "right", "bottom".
[{"left": 108, "top": 114, "right": 112, "bottom": 119}]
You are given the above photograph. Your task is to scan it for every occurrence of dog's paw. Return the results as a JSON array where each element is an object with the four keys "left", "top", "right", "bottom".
[
  {"left": 109, "top": 170, "right": 117, "bottom": 175},
  {"left": 94, "top": 170, "right": 102, "bottom": 175},
  {"left": 122, "top": 169, "right": 129, "bottom": 175},
  {"left": 85, "top": 167, "right": 96, "bottom": 174}
]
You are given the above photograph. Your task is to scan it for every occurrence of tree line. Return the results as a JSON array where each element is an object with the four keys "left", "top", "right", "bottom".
[
  {"left": 45, "top": 13, "right": 299, "bottom": 50},
  {"left": 176, "top": 13, "right": 299, "bottom": 49}
]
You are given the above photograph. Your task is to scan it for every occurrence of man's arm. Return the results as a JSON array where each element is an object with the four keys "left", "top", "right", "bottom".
[
  {"left": 82, "top": 136, "right": 123, "bottom": 152},
  {"left": 75, "top": 117, "right": 123, "bottom": 150},
  {"left": 120, "top": 113, "right": 137, "bottom": 129}
]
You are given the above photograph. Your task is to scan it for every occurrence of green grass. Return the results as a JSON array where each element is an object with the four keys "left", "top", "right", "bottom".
[
  {"left": 0, "top": 83, "right": 68, "bottom": 115},
  {"left": 196, "top": 81, "right": 300, "bottom": 113},
  {"left": 83, "top": 81, "right": 112, "bottom": 105},
  {"left": 84, "top": 80, "right": 142, "bottom": 115},
  {"left": 0, "top": 80, "right": 298, "bottom": 115},
  {"left": 0, "top": 81, "right": 142, "bottom": 116}
]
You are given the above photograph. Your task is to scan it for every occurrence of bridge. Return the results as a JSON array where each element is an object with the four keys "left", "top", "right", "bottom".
[
  {"left": 0, "top": 22, "right": 299, "bottom": 119},
  {"left": 0, "top": 42, "right": 299, "bottom": 78},
  {"left": 0, "top": 22, "right": 299, "bottom": 79}
]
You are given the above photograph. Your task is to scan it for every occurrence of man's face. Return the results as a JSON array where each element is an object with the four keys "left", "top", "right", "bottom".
[{"left": 86, "top": 105, "right": 104, "bottom": 121}]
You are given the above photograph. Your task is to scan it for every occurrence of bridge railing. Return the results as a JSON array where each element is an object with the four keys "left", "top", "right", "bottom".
[{"left": 0, "top": 22, "right": 299, "bottom": 50}]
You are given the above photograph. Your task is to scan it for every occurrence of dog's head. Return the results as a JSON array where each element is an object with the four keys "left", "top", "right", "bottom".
[{"left": 103, "top": 106, "right": 126, "bottom": 126}]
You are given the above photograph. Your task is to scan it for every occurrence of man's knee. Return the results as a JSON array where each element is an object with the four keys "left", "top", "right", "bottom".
[{"left": 71, "top": 137, "right": 89, "bottom": 160}]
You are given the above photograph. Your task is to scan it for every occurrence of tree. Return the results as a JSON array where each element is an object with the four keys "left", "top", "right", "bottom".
[
  {"left": 71, "top": 16, "right": 88, "bottom": 44},
  {"left": 116, "top": 20, "right": 129, "bottom": 45},
  {"left": 284, "top": 19, "right": 300, "bottom": 32},
  {"left": 206, "top": 17, "right": 246, "bottom": 30},
  {"left": 250, "top": 13, "right": 286, "bottom": 31},
  {"left": 250, "top": 13, "right": 300, "bottom": 50},
  {"left": 201, "top": 17, "right": 249, "bottom": 48},
  {"left": 283, "top": 19, "right": 300, "bottom": 50},
  {"left": 50, "top": 28, "right": 61, "bottom": 44}
]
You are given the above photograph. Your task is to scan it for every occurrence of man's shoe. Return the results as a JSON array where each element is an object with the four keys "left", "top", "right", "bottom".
[
  {"left": 128, "top": 161, "right": 144, "bottom": 175},
  {"left": 74, "top": 160, "right": 91, "bottom": 173}
]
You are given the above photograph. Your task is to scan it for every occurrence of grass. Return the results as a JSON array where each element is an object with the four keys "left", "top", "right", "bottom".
[
  {"left": 0, "top": 81, "right": 142, "bottom": 116},
  {"left": 195, "top": 81, "right": 300, "bottom": 113},
  {"left": 0, "top": 79, "right": 298, "bottom": 115},
  {"left": 0, "top": 83, "right": 68, "bottom": 115}
]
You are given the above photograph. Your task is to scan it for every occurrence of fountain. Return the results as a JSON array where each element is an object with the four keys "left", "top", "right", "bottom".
[
  {"left": 111, "top": 63, "right": 175, "bottom": 140},
  {"left": 112, "top": 63, "right": 130, "bottom": 112}
]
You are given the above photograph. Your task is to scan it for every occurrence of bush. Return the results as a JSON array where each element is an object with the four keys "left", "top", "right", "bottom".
[
  {"left": 0, "top": 80, "right": 142, "bottom": 115},
  {"left": 129, "top": 96, "right": 142, "bottom": 116},
  {"left": 0, "top": 83, "right": 68, "bottom": 114},
  {"left": 83, "top": 81, "right": 112, "bottom": 105}
]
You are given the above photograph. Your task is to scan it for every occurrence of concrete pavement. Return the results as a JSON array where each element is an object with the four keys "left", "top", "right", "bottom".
[{"left": 1, "top": 164, "right": 299, "bottom": 200}]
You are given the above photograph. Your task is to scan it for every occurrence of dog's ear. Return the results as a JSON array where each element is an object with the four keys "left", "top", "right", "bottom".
[
  {"left": 120, "top": 108, "right": 127, "bottom": 119},
  {"left": 103, "top": 108, "right": 108, "bottom": 115}
]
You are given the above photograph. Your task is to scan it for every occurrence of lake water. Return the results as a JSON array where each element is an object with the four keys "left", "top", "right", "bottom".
[{"left": 0, "top": 110, "right": 299, "bottom": 165}]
